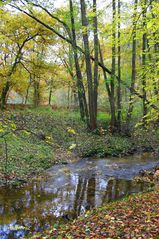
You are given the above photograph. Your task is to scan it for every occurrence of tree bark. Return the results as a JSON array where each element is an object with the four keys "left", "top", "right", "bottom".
[
  {"left": 111, "top": 0, "right": 117, "bottom": 131},
  {"left": 142, "top": 0, "right": 148, "bottom": 123},
  {"left": 99, "top": 44, "right": 117, "bottom": 129},
  {"left": 126, "top": 0, "right": 138, "bottom": 132},
  {"left": 25, "top": 74, "right": 32, "bottom": 105},
  {"left": 69, "top": 0, "right": 89, "bottom": 124},
  {"left": 117, "top": 0, "right": 121, "bottom": 132},
  {"left": 0, "top": 81, "right": 10, "bottom": 110},
  {"left": 48, "top": 78, "right": 53, "bottom": 105},
  {"left": 149, "top": 1, "right": 159, "bottom": 99},
  {"left": 33, "top": 79, "right": 40, "bottom": 107},
  {"left": 93, "top": 0, "right": 99, "bottom": 118},
  {"left": 80, "top": 0, "right": 97, "bottom": 130}
]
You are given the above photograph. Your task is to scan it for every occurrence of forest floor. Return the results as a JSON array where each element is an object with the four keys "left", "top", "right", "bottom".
[
  {"left": 28, "top": 187, "right": 159, "bottom": 239},
  {"left": 0, "top": 106, "right": 159, "bottom": 185}
]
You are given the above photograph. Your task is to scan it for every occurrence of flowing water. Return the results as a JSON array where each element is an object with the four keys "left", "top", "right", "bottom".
[{"left": 0, "top": 152, "right": 158, "bottom": 239}]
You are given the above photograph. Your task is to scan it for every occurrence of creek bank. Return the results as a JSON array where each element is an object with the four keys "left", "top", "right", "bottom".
[
  {"left": 134, "top": 164, "right": 159, "bottom": 185},
  {"left": 1, "top": 108, "right": 159, "bottom": 186}
]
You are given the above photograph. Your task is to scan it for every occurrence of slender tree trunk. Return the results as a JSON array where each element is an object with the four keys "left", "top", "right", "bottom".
[
  {"left": 153, "top": 42, "right": 159, "bottom": 97},
  {"left": 111, "top": 0, "right": 117, "bottom": 131},
  {"left": 149, "top": 1, "right": 159, "bottom": 98},
  {"left": 0, "top": 81, "right": 10, "bottom": 110},
  {"left": 117, "top": 0, "right": 121, "bottom": 132},
  {"left": 25, "top": 85, "right": 30, "bottom": 105},
  {"left": 80, "top": 0, "right": 97, "bottom": 130},
  {"left": 126, "top": 0, "right": 138, "bottom": 132},
  {"left": 67, "top": 83, "right": 71, "bottom": 109},
  {"left": 48, "top": 78, "right": 53, "bottom": 105},
  {"left": 69, "top": 0, "right": 89, "bottom": 124},
  {"left": 25, "top": 75, "right": 32, "bottom": 105},
  {"left": 142, "top": 0, "right": 148, "bottom": 123},
  {"left": 99, "top": 44, "right": 115, "bottom": 124},
  {"left": 93, "top": 0, "right": 99, "bottom": 118},
  {"left": 33, "top": 79, "right": 40, "bottom": 107},
  {"left": 74, "top": 91, "right": 78, "bottom": 108}
]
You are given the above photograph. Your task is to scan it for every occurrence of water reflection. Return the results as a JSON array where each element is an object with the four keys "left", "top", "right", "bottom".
[{"left": 0, "top": 154, "right": 158, "bottom": 239}]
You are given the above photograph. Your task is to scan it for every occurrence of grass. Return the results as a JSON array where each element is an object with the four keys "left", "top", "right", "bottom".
[
  {"left": 0, "top": 107, "right": 83, "bottom": 185},
  {"left": 0, "top": 106, "right": 159, "bottom": 185},
  {"left": 0, "top": 126, "right": 54, "bottom": 186}
]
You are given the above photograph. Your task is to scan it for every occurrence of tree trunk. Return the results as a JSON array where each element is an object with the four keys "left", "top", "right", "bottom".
[
  {"left": 93, "top": 0, "right": 99, "bottom": 118},
  {"left": 111, "top": 0, "right": 117, "bottom": 131},
  {"left": 33, "top": 79, "right": 40, "bottom": 107},
  {"left": 0, "top": 81, "right": 10, "bottom": 110},
  {"left": 149, "top": 1, "right": 159, "bottom": 99},
  {"left": 117, "top": 0, "right": 121, "bottom": 132},
  {"left": 69, "top": 0, "right": 89, "bottom": 124},
  {"left": 48, "top": 78, "right": 53, "bottom": 105},
  {"left": 80, "top": 0, "right": 97, "bottom": 130},
  {"left": 99, "top": 44, "right": 117, "bottom": 132},
  {"left": 25, "top": 75, "right": 32, "bottom": 105},
  {"left": 142, "top": 0, "right": 148, "bottom": 123},
  {"left": 67, "top": 83, "right": 71, "bottom": 109},
  {"left": 126, "top": 0, "right": 138, "bottom": 132}
]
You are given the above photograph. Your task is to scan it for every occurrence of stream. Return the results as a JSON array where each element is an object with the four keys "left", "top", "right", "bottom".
[{"left": 0, "top": 152, "right": 158, "bottom": 239}]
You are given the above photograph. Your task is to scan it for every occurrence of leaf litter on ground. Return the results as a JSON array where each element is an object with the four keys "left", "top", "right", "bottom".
[{"left": 29, "top": 188, "right": 159, "bottom": 239}]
